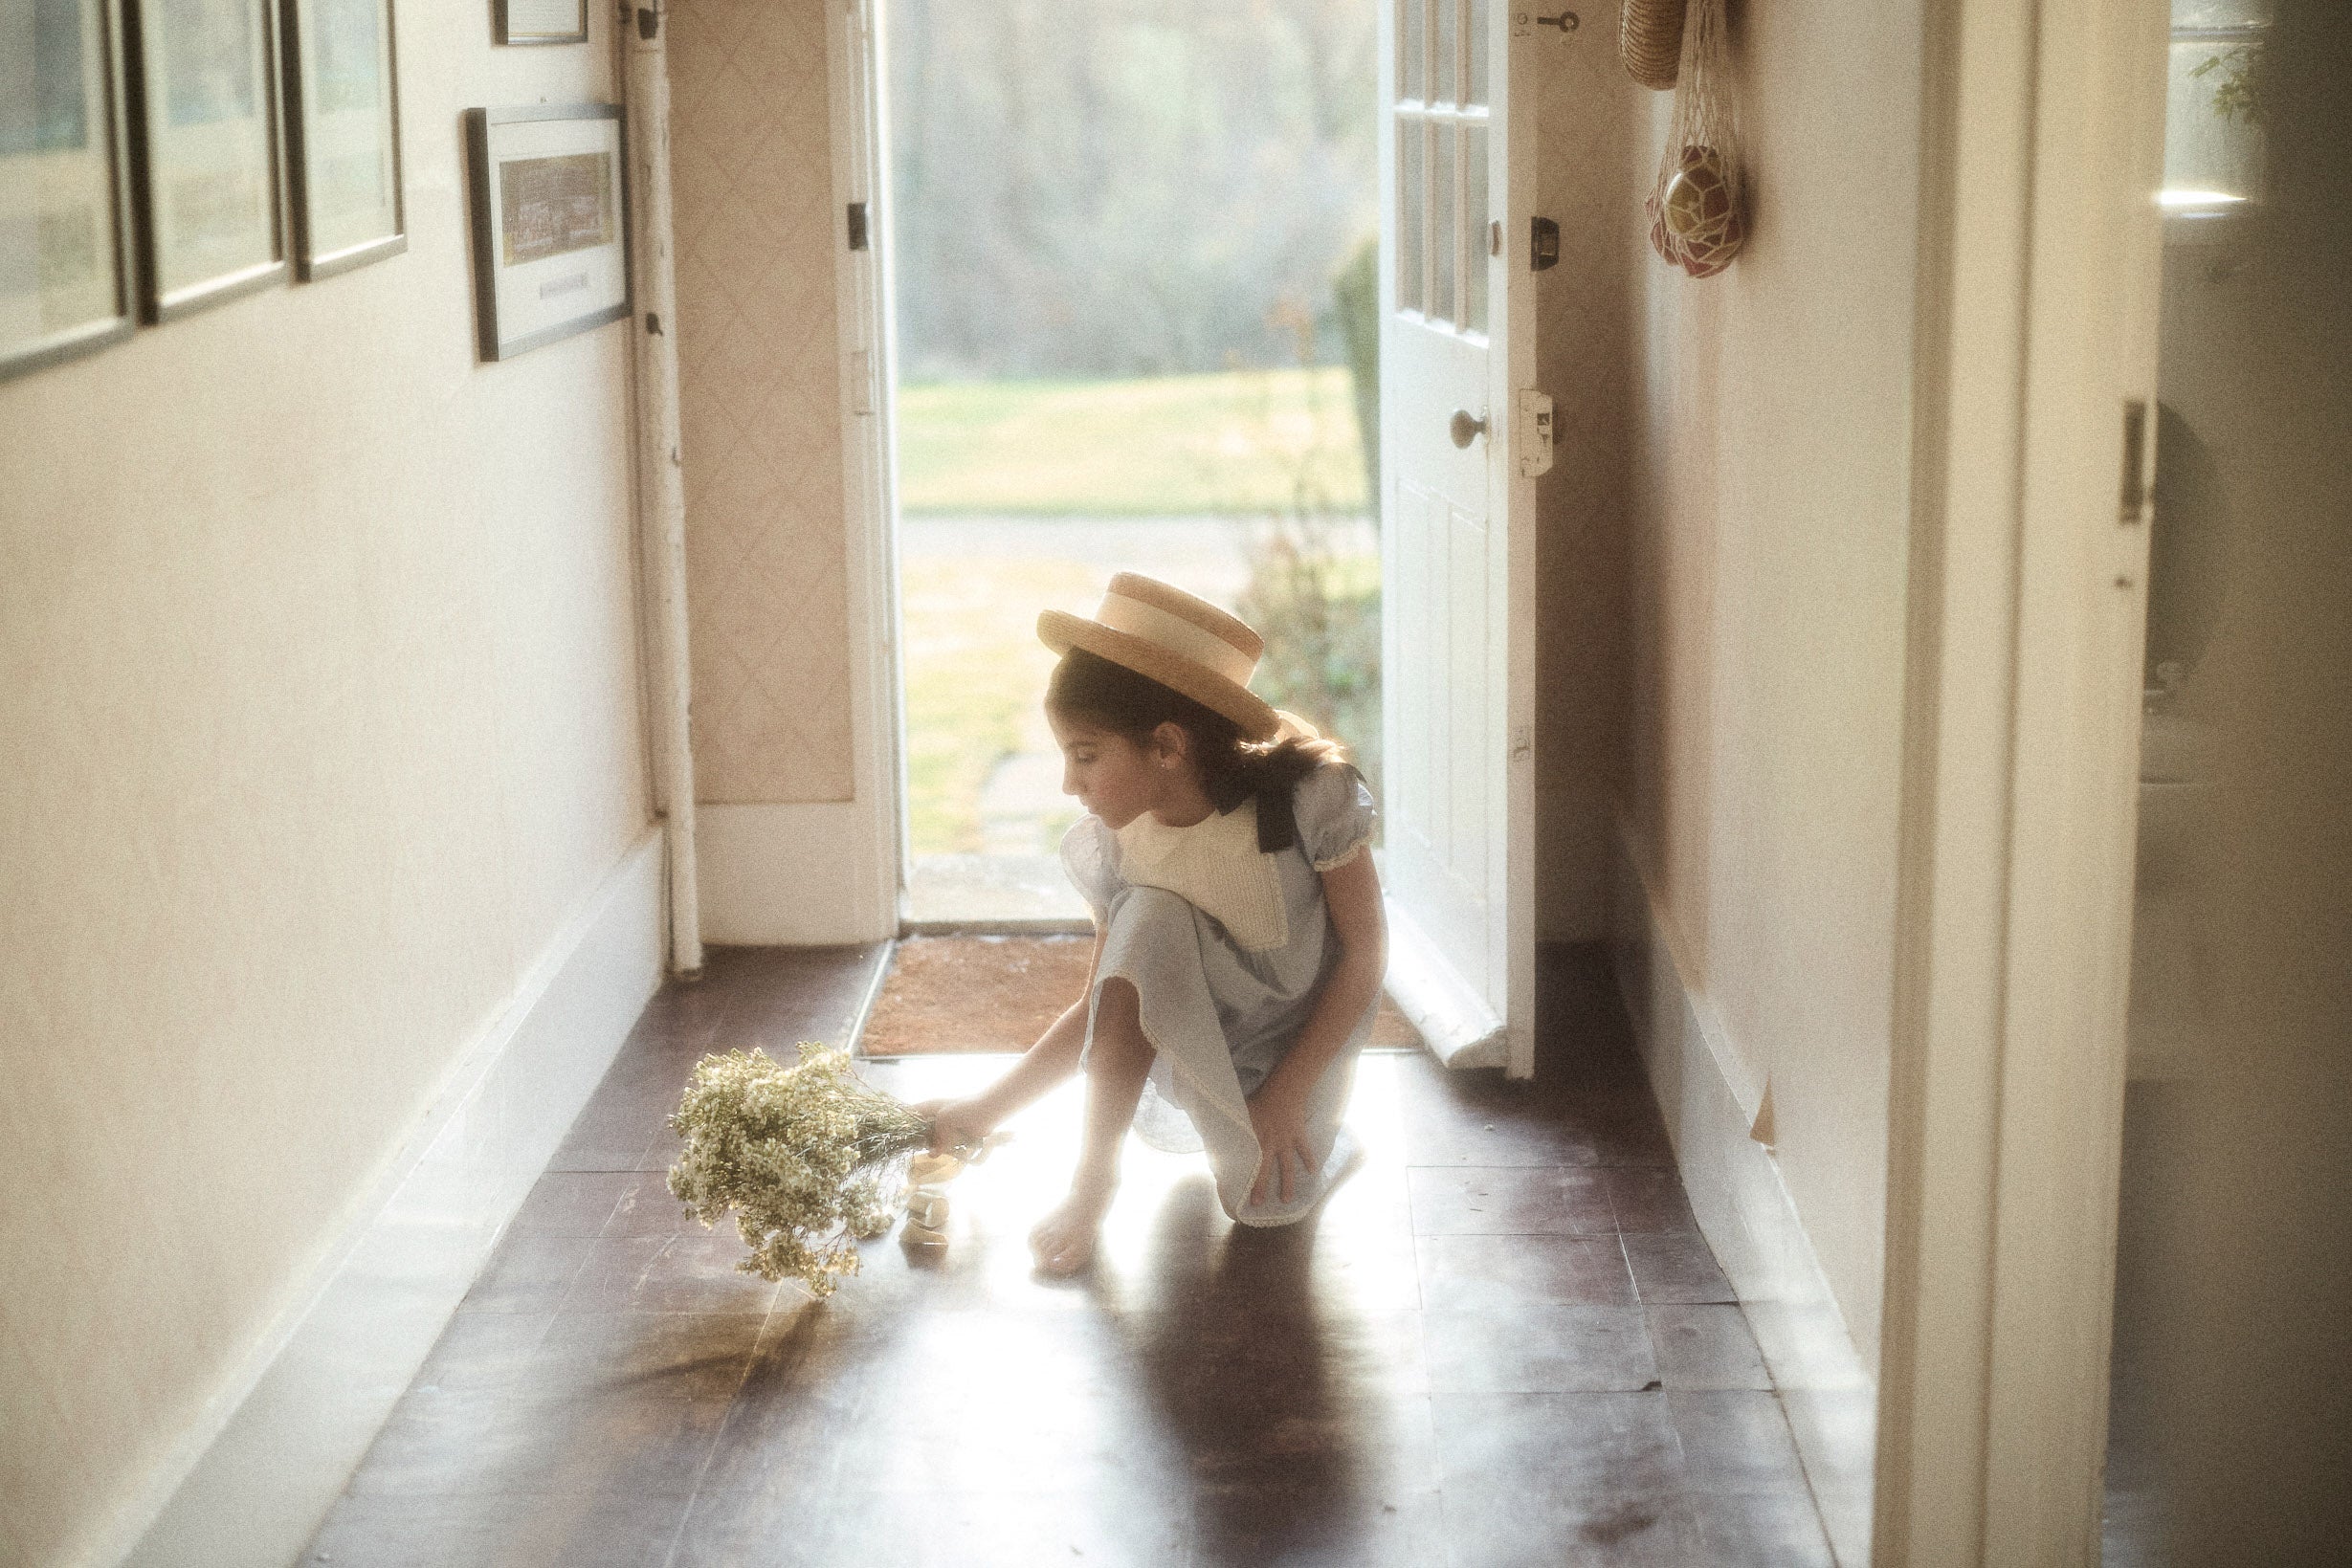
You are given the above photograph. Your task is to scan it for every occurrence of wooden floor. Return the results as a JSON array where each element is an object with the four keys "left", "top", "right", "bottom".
[{"left": 304, "top": 946, "right": 1836, "bottom": 1567}]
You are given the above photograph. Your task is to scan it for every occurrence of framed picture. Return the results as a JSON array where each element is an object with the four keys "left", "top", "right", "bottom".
[
  {"left": 492, "top": 0, "right": 582, "bottom": 45},
  {"left": 2, "top": 0, "right": 139, "bottom": 380},
  {"left": 463, "top": 103, "right": 629, "bottom": 362},
  {"left": 122, "top": 0, "right": 291, "bottom": 320},
  {"left": 278, "top": 0, "right": 402, "bottom": 278}
]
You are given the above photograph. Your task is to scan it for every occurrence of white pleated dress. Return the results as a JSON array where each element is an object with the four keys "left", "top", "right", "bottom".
[{"left": 1060, "top": 762, "right": 1379, "bottom": 1226}]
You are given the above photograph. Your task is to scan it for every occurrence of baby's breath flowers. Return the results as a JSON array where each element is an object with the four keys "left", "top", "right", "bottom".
[{"left": 666, "top": 1045, "right": 934, "bottom": 1297}]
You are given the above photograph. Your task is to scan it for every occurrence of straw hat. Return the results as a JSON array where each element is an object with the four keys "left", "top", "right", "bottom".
[{"left": 1038, "top": 573, "right": 1281, "bottom": 741}]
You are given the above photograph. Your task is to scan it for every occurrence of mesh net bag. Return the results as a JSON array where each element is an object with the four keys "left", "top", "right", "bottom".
[
  {"left": 1619, "top": 0, "right": 1686, "bottom": 92},
  {"left": 1644, "top": 0, "right": 1745, "bottom": 278}
]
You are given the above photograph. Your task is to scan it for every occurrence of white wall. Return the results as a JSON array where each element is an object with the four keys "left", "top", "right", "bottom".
[
  {"left": 1609, "top": 2, "right": 1926, "bottom": 1557},
  {"left": 1531, "top": 22, "right": 1642, "bottom": 945},
  {"left": 1621, "top": 0, "right": 1919, "bottom": 1365},
  {"left": 0, "top": 8, "right": 652, "bottom": 1565}
]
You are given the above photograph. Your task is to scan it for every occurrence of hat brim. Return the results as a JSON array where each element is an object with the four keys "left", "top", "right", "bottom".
[{"left": 1039, "top": 609, "right": 1282, "bottom": 742}]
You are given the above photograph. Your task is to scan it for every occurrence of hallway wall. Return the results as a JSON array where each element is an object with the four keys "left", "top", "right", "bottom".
[
  {"left": 1530, "top": 26, "right": 1642, "bottom": 945},
  {"left": 1610, "top": 0, "right": 1927, "bottom": 1556},
  {"left": 0, "top": 9, "right": 653, "bottom": 1566}
]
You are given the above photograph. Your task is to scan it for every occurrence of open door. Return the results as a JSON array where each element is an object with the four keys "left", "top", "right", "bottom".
[{"left": 1378, "top": 0, "right": 1539, "bottom": 1075}]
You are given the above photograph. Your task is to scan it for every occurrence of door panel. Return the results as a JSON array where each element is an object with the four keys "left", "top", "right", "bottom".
[{"left": 1379, "top": 0, "right": 1531, "bottom": 1073}]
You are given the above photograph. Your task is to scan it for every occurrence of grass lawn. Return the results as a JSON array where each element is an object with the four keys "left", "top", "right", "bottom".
[
  {"left": 898, "top": 366, "right": 1368, "bottom": 516},
  {"left": 900, "top": 555, "right": 1096, "bottom": 854}
]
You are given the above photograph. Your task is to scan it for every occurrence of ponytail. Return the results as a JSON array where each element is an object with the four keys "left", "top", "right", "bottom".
[
  {"left": 1046, "top": 647, "right": 1347, "bottom": 852},
  {"left": 1197, "top": 732, "right": 1346, "bottom": 853}
]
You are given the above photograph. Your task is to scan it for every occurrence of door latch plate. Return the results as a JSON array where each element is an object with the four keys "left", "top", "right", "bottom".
[
  {"left": 1516, "top": 389, "right": 1555, "bottom": 478},
  {"left": 1530, "top": 216, "right": 1560, "bottom": 272}
]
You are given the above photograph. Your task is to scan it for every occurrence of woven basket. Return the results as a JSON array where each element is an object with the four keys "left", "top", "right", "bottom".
[{"left": 1620, "top": 0, "right": 1686, "bottom": 91}]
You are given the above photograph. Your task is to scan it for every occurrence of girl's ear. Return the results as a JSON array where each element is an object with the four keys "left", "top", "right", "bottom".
[{"left": 1151, "top": 720, "right": 1189, "bottom": 767}]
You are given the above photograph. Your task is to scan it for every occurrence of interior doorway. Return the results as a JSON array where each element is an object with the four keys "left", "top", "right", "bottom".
[
  {"left": 2101, "top": 4, "right": 2352, "bottom": 1561},
  {"left": 877, "top": 0, "right": 1385, "bottom": 929}
]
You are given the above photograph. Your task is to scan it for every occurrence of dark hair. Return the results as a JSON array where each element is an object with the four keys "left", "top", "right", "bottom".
[{"left": 1046, "top": 646, "right": 1345, "bottom": 853}]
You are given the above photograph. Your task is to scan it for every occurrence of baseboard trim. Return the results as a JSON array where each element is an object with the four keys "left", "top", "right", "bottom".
[
  {"left": 109, "top": 828, "right": 668, "bottom": 1568},
  {"left": 1609, "top": 818, "right": 1877, "bottom": 1567}
]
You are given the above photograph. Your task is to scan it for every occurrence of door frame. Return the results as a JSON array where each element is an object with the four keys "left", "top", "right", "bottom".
[
  {"left": 1497, "top": 4, "right": 1538, "bottom": 1085},
  {"left": 831, "top": 0, "right": 907, "bottom": 939},
  {"left": 1873, "top": 0, "right": 2165, "bottom": 1560}
]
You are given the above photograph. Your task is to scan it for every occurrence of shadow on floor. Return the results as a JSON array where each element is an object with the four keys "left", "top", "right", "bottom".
[{"left": 302, "top": 945, "right": 1835, "bottom": 1568}]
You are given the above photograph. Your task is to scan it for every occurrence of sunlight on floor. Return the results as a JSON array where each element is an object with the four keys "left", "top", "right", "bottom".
[{"left": 302, "top": 948, "right": 1836, "bottom": 1567}]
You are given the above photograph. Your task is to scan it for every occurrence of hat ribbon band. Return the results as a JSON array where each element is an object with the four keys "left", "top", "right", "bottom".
[{"left": 1097, "top": 591, "right": 1256, "bottom": 685}]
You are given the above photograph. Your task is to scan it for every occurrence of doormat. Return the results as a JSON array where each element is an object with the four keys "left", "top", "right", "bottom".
[{"left": 858, "top": 935, "right": 1425, "bottom": 1055}]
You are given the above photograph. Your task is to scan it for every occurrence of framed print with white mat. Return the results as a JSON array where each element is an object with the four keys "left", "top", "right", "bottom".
[
  {"left": 462, "top": 101, "right": 628, "bottom": 362},
  {"left": 2, "top": 0, "right": 138, "bottom": 377}
]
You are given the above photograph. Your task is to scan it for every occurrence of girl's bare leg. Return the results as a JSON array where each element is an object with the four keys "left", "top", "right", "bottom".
[{"left": 1032, "top": 978, "right": 1152, "bottom": 1275}]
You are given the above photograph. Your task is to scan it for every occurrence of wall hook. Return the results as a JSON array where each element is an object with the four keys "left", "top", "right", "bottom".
[{"left": 1538, "top": 11, "right": 1580, "bottom": 32}]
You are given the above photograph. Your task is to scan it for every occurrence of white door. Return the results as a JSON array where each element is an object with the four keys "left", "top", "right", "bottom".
[{"left": 1378, "top": 0, "right": 1538, "bottom": 1075}]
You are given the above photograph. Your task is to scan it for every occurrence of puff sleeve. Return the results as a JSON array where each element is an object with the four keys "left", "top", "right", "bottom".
[
  {"left": 1058, "top": 814, "right": 1125, "bottom": 923},
  {"left": 1293, "top": 762, "right": 1378, "bottom": 872}
]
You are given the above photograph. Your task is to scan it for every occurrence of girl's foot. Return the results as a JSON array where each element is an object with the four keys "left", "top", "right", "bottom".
[{"left": 1030, "top": 1172, "right": 1119, "bottom": 1275}]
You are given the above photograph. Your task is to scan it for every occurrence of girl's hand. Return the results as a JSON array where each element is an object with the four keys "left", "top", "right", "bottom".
[
  {"left": 1247, "top": 1084, "right": 1318, "bottom": 1207},
  {"left": 913, "top": 1097, "right": 995, "bottom": 1159}
]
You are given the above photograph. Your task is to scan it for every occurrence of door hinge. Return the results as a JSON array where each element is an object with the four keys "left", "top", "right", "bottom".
[
  {"left": 1516, "top": 389, "right": 1555, "bottom": 478},
  {"left": 846, "top": 202, "right": 870, "bottom": 253},
  {"left": 850, "top": 348, "right": 875, "bottom": 415},
  {"left": 2119, "top": 397, "right": 2149, "bottom": 524}
]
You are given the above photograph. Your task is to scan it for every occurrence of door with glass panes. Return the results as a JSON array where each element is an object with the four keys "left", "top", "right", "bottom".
[{"left": 1378, "top": 0, "right": 1536, "bottom": 1075}]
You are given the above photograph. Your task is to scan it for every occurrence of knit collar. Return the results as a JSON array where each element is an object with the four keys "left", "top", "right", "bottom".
[{"left": 1115, "top": 799, "right": 1290, "bottom": 953}]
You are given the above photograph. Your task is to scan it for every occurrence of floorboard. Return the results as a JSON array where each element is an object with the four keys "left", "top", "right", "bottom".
[{"left": 303, "top": 947, "right": 1835, "bottom": 1567}]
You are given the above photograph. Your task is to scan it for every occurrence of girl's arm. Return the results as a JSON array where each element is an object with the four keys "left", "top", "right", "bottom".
[
  {"left": 919, "top": 927, "right": 1109, "bottom": 1153},
  {"left": 1249, "top": 849, "right": 1387, "bottom": 1204}
]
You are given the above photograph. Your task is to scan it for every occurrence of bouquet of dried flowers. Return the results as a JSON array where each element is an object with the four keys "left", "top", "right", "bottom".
[{"left": 667, "top": 1045, "right": 934, "bottom": 1297}]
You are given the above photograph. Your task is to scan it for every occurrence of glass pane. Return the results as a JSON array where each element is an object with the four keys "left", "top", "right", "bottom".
[
  {"left": 1465, "top": 121, "right": 1489, "bottom": 332},
  {"left": 2169, "top": 0, "right": 2271, "bottom": 22},
  {"left": 1431, "top": 118, "right": 1456, "bottom": 323},
  {"left": 1434, "top": 0, "right": 1457, "bottom": 106},
  {"left": 2163, "top": 37, "right": 2267, "bottom": 211},
  {"left": 1398, "top": 117, "right": 1424, "bottom": 313},
  {"left": 1468, "top": 0, "right": 1490, "bottom": 107},
  {"left": 1402, "top": 0, "right": 1425, "bottom": 102}
]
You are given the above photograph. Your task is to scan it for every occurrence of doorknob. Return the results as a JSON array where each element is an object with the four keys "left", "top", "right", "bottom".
[{"left": 1450, "top": 409, "right": 1488, "bottom": 449}]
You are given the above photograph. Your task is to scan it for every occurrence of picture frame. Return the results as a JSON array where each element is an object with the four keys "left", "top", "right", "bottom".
[
  {"left": 2, "top": 0, "right": 140, "bottom": 380},
  {"left": 463, "top": 103, "right": 630, "bottom": 362},
  {"left": 492, "top": 0, "right": 583, "bottom": 46},
  {"left": 122, "top": 0, "right": 291, "bottom": 320},
  {"left": 278, "top": 0, "right": 403, "bottom": 279}
]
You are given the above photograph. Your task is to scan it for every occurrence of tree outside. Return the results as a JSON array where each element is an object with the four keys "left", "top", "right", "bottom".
[
  {"left": 891, "top": 0, "right": 1377, "bottom": 382},
  {"left": 887, "top": 0, "right": 1382, "bottom": 874}
]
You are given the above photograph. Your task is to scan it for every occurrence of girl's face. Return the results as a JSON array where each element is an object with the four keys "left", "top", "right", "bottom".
[{"left": 1048, "top": 711, "right": 1186, "bottom": 828}]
